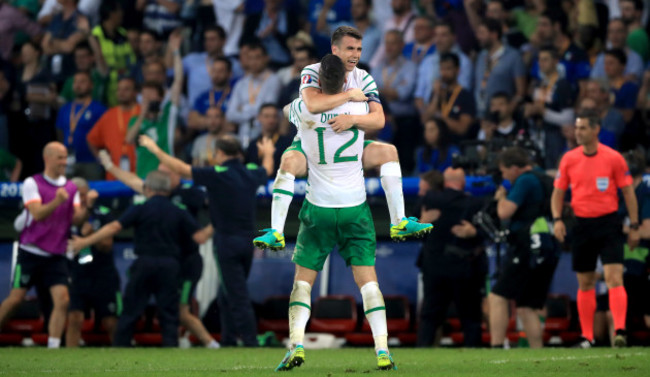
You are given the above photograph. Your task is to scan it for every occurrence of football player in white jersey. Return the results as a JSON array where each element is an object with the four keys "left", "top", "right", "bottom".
[
  {"left": 275, "top": 54, "right": 395, "bottom": 372},
  {"left": 254, "top": 26, "right": 432, "bottom": 251}
]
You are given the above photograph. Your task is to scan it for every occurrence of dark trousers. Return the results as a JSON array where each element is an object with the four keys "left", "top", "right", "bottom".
[
  {"left": 215, "top": 234, "right": 258, "bottom": 347},
  {"left": 392, "top": 115, "right": 422, "bottom": 174},
  {"left": 113, "top": 256, "right": 180, "bottom": 347},
  {"left": 417, "top": 273, "right": 483, "bottom": 347}
]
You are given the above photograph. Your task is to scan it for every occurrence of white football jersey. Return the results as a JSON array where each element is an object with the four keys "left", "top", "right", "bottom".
[
  {"left": 288, "top": 98, "right": 369, "bottom": 208},
  {"left": 299, "top": 63, "right": 379, "bottom": 99}
]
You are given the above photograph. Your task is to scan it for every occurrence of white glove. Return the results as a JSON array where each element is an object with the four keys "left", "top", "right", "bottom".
[{"left": 98, "top": 150, "right": 113, "bottom": 170}]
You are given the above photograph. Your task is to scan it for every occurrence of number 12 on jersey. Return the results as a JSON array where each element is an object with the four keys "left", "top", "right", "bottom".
[{"left": 314, "top": 127, "right": 359, "bottom": 165}]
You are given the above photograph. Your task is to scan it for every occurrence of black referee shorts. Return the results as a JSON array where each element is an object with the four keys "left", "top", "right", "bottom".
[
  {"left": 572, "top": 212, "right": 624, "bottom": 272},
  {"left": 13, "top": 248, "right": 69, "bottom": 290}
]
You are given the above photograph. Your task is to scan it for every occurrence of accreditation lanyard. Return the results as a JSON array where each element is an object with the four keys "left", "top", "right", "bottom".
[
  {"left": 440, "top": 85, "right": 462, "bottom": 118},
  {"left": 481, "top": 46, "right": 504, "bottom": 91},
  {"left": 68, "top": 99, "right": 91, "bottom": 145},
  {"left": 248, "top": 71, "right": 270, "bottom": 105},
  {"left": 210, "top": 86, "right": 230, "bottom": 110},
  {"left": 536, "top": 73, "right": 558, "bottom": 105}
]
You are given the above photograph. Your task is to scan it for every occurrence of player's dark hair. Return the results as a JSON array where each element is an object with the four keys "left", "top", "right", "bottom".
[
  {"left": 331, "top": 26, "right": 363, "bottom": 46},
  {"left": 440, "top": 52, "right": 459, "bottom": 68},
  {"left": 319, "top": 54, "right": 346, "bottom": 95},
  {"left": 498, "top": 147, "right": 531, "bottom": 168}
]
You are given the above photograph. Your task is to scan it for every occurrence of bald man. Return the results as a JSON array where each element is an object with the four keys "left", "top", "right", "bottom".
[
  {"left": 417, "top": 167, "right": 487, "bottom": 347},
  {"left": 0, "top": 142, "right": 93, "bottom": 348}
]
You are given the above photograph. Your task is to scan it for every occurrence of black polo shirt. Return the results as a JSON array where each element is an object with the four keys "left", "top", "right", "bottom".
[
  {"left": 192, "top": 158, "right": 267, "bottom": 237},
  {"left": 170, "top": 184, "right": 207, "bottom": 256},
  {"left": 118, "top": 195, "right": 199, "bottom": 258}
]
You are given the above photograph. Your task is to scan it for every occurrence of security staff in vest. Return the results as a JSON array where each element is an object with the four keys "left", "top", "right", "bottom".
[
  {"left": 138, "top": 133, "right": 274, "bottom": 347},
  {"left": 489, "top": 147, "right": 559, "bottom": 349},
  {"left": 69, "top": 171, "right": 210, "bottom": 347},
  {"left": 417, "top": 167, "right": 487, "bottom": 347}
]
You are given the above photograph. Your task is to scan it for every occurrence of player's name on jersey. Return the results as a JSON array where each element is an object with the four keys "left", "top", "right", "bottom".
[{"left": 320, "top": 112, "right": 350, "bottom": 122}]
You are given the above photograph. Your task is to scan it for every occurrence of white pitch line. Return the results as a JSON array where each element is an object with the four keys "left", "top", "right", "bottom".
[{"left": 489, "top": 352, "right": 648, "bottom": 365}]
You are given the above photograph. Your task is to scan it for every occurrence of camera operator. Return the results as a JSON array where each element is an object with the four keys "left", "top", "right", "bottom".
[
  {"left": 489, "top": 147, "right": 559, "bottom": 349},
  {"left": 478, "top": 92, "right": 526, "bottom": 145},
  {"left": 417, "top": 167, "right": 487, "bottom": 347}
]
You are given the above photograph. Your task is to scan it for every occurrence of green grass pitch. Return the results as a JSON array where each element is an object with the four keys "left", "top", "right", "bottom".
[{"left": 1, "top": 347, "right": 649, "bottom": 376}]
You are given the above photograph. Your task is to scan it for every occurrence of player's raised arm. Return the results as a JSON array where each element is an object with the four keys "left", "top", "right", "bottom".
[{"left": 138, "top": 135, "right": 192, "bottom": 179}]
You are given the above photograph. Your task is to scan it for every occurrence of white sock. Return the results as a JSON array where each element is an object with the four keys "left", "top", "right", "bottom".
[
  {"left": 207, "top": 340, "right": 220, "bottom": 348},
  {"left": 271, "top": 171, "right": 295, "bottom": 234},
  {"left": 289, "top": 280, "right": 312, "bottom": 347},
  {"left": 47, "top": 337, "right": 61, "bottom": 349},
  {"left": 360, "top": 281, "right": 388, "bottom": 354},
  {"left": 380, "top": 162, "right": 405, "bottom": 225}
]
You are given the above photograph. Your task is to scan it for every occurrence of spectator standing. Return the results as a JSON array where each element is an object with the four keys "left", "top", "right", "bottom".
[
  {"left": 370, "top": 0, "right": 417, "bottom": 69},
  {"left": 246, "top": 104, "right": 293, "bottom": 177},
  {"left": 58, "top": 42, "right": 108, "bottom": 104},
  {"left": 69, "top": 171, "right": 208, "bottom": 347},
  {"left": 226, "top": 42, "right": 281, "bottom": 148},
  {"left": 424, "top": 52, "right": 477, "bottom": 143},
  {"left": 583, "top": 79, "right": 626, "bottom": 148},
  {"left": 138, "top": 133, "right": 274, "bottom": 347},
  {"left": 191, "top": 107, "right": 228, "bottom": 167},
  {"left": 474, "top": 18, "right": 526, "bottom": 117},
  {"left": 55, "top": 71, "right": 107, "bottom": 180},
  {"left": 371, "top": 29, "right": 418, "bottom": 172},
  {"left": 277, "top": 46, "right": 319, "bottom": 110},
  {"left": 552, "top": 111, "right": 640, "bottom": 348},
  {"left": 402, "top": 16, "right": 436, "bottom": 66},
  {"left": 490, "top": 147, "right": 559, "bottom": 349},
  {"left": 89, "top": 0, "right": 136, "bottom": 107},
  {"left": 415, "top": 118, "right": 460, "bottom": 174},
  {"left": 179, "top": 25, "right": 243, "bottom": 108},
  {"left": 86, "top": 77, "right": 140, "bottom": 180},
  {"left": 414, "top": 21, "right": 473, "bottom": 113},
  {"left": 40, "top": 0, "right": 90, "bottom": 84},
  {"left": 130, "top": 29, "right": 161, "bottom": 85},
  {"left": 0, "top": 0, "right": 41, "bottom": 61},
  {"left": 242, "top": 0, "right": 299, "bottom": 68},
  {"left": 604, "top": 48, "right": 640, "bottom": 125},
  {"left": 136, "top": 0, "right": 182, "bottom": 39},
  {"left": 591, "top": 19, "right": 644, "bottom": 84},
  {"left": 187, "top": 57, "right": 234, "bottom": 131},
  {"left": 620, "top": 0, "right": 650, "bottom": 62},
  {"left": 316, "top": 0, "right": 381, "bottom": 66},
  {"left": 417, "top": 167, "right": 486, "bottom": 347},
  {"left": 0, "top": 142, "right": 91, "bottom": 348},
  {"left": 524, "top": 46, "right": 575, "bottom": 169}
]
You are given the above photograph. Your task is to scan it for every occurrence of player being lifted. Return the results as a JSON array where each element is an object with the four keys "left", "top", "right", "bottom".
[
  {"left": 275, "top": 54, "right": 396, "bottom": 372},
  {"left": 254, "top": 26, "right": 432, "bottom": 251}
]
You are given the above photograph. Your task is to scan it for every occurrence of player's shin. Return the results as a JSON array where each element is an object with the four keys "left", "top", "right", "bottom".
[
  {"left": 360, "top": 281, "right": 388, "bottom": 354},
  {"left": 272, "top": 171, "right": 295, "bottom": 234},
  {"left": 379, "top": 162, "right": 405, "bottom": 225},
  {"left": 289, "top": 280, "right": 312, "bottom": 347}
]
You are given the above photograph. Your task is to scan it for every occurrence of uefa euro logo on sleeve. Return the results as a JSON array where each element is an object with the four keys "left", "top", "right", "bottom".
[
  {"left": 596, "top": 177, "right": 609, "bottom": 192},
  {"left": 302, "top": 75, "right": 312, "bottom": 84}
]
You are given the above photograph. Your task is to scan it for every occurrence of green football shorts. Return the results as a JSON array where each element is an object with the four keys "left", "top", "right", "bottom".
[{"left": 293, "top": 200, "right": 377, "bottom": 271}]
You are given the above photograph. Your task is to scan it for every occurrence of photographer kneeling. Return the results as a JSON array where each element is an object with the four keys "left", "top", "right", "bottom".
[{"left": 489, "top": 147, "right": 559, "bottom": 348}]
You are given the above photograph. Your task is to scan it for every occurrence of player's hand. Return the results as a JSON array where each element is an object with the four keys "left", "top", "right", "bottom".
[
  {"left": 138, "top": 135, "right": 159, "bottom": 153},
  {"left": 627, "top": 228, "right": 640, "bottom": 250},
  {"left": 347, "top": 88, "right": 367, "bottom": 102},
  {"left": 257, "top": 137, "right": 276, "bottom": 157},
  {"left": 68, "top": 235, "right": 86, "bottom": 254},
  {"left": 553, "top": 219, "right": 566, "bottom": 243},
  {"left": 86, "top": 189, "right": 98, "bottom": 208},
  {"left": 98, "top": 150, "right": 114, "bottom": 170},
  {"left": 55, "top": 187, "right": 69, "bottom": 204},
  {"left": 328, "top": 114, "right": 356, "bottom": 133}
]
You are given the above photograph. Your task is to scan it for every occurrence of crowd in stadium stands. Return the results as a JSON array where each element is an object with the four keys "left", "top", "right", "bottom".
[{"left": 0, "top": 0, "right": 650, "bottom": 349}]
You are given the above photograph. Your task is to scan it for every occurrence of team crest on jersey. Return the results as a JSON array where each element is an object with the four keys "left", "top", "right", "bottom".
[
  {"left": 596, "top": 177, "right": 609, "bottom": 192},
  {"left": 302, "top": 75, "right": 312, "bottom": 84}
]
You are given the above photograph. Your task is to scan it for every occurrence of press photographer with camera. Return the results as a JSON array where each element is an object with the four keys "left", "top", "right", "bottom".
[
  {"left": 488, "top": 147, "right": 559, "bottom": 349},
  {"left": 478, "top": 92, "right": 526, "bottom": 145},
  {"left": 417, "top": 167, "right": 487, "bottom": 347}
]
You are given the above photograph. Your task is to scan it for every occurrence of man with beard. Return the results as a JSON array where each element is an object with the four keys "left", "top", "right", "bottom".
[{"left": 187, "top": 57, "right": 234, "bottom": 130}]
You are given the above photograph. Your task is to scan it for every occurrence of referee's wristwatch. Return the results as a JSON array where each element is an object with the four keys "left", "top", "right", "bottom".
[{"left": 629, "top": 222, "right": 640, "bottom": 231}]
